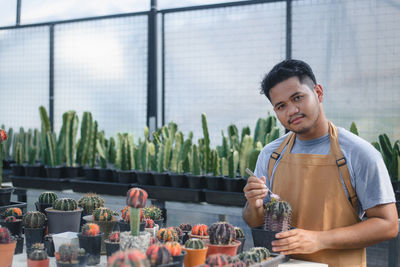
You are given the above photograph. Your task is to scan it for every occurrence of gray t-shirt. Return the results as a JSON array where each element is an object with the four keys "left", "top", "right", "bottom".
[{"left": 254, "top": 127, "right": 395, "bottom": 218}]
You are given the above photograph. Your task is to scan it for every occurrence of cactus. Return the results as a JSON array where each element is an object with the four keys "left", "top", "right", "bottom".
[
  {"left": 265, "top": 127, "right": 280, "bottom": 144},
  {"left": 107, "top": 248, "right": 150, "bottom": 267},
  {"left": 108, "top": 231, "right": 120, "bottom": 242},
  {"left": 169, "top": 226, "right": 182, "bottom": 237},
  {"left": 205, "top": 253, "right": 232, "bottom": 266},
  {"left": 108, "top": 137, "right": 116, "bottom": 164},
  {"left": 0, "top": 227, "right": 13, "bottom": 244},
  {"left": 146, "top": 244, "right": 171, "bottom": 266},
  {"left": 239, "top": 135, "right": 254, "bottom": 177},
  {"left": 179, "top": 223, "right": 192, "bottom": 232},
  {"left": 78, "top": 193, "right": 104, "bottom": 215},
  {"left": 88, "top": 120, "right": 99, "bottom": 168},
  {"left": 97, "top": 132, "right": 108, "bottom": 169},
  {"left": 264, "top": 197, "right": 292, "bottom": 232},
  {"left": 248, "top": 142, "right": 262, "bottom": 175},
  {"left": 208, "top": 222, "right": 236, "bottom": 245},
  {"left": 53, "top": 198, "right": 78, "bottom": 211},
  {"left": 184, "top": 238, "right": 204, "bottom": 249},
  {"left": 22, "top": 211, "right": 46, "bottom": 228},
  {"left": 76, "top": 111, "right": 93, "bottom": 166},
  {"left": 38, "top": 191, "right": 58, "bottom": 205},
  {"left": 39, "top": 106, "right": 52, "bottom": 166},
  {"left": 230, "top": 257, "right": 247, "bottom": 267},
  {"left": 61, "top": 111, "right": 79, "bottom": 167},
  {"left": 164, "top": 241, "right": 181, "bottom": 256},
  {"left": 376, "top": 134, "right": 400, "bottom": 181},
  {"left": 191, "top": 144, "right": 201, "bottom": 175},
  {"left": 238, "top": 251, "right": 261, "bottom": 263},
  {"left": 5, "top": 216, "right": 17, "bottom": 222},
  {"left": 58, "top": 243, "right": 78, "bottom": 264},
  {"left": 201, "top": 114, "right": 211, "bottom": 173},
  {"left": 350, "top": 122, "right": 359, "bottom": 136},
  {"left": 210, "top": 149, "right": 220, "bottom": 176},
  {"left": 126, "top": 187, "right": 148, "bottom": 237},
  {"left": 156, "top": 228, "right": 179, "bottom": 243},
  {"left": 15, "top": 142, "right": 24, "bottom": 165},
  {"left": 143, "top": 206, "right": 162, "bottom": 221},
  {"left": 28, "top": 146, "right": 37, "bottom": 165},
  {"left": 28, "top": 243, "right": 48, "bottom": 260},
  {"left": 191, "top": 224, "right": 208, "bottom": 236},
  {"left": 82, "top": 223, "right": 100, "bottom": 236},
  {"left": 4, "top": 127, "right": 13, "bottom": 160},
  {"left": 78, "top": 248, "right": 86, "bottom": 256},
  {"left": 92, "top": 207, "right": 113, "bottom": 221},
  {"left": 250, "top": 247, "right": 270, "bottom": 261},
  {"left": 234, "top": 227, "right": 245, "bottom": 239},
  {"left": 145, "top": 218, "right": 155, "bottom": 229},
  {"left": 5, "top": 207, "right": 22, "bottom": 217}
]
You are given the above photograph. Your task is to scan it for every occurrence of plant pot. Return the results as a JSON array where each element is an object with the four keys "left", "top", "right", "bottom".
[
  {"left": 25, "top": 164, "right": 45, "bottom": 177},
  {"left": 84, "top": 167, "right": 99, "bottom": 181},
  {"left": 144, "top": 224, "right": 159, "bottom": 238},
  {"left": 0, "top": 186, "right": 14, "bottom": 206},
  {"left": 25, "top": 227, "right": 45, "bottom": 251},
  {"left": 52, "top": 232, "right": 79, "bottom": 253},
  {"left": 27, "top": 258, "right": 50, "bottom": 267},
  {"left": 77, "top": 253, "right": 89, "bottom": 267},
  {"left": 56, "top": 261, "right": 78, "bottom": 267},
  {"left": 181, "top": 231, "right": 190, "bottom": 245},
  {"left": 35, "top": 202, "right": 53, "bottom": 214},
  {"left": 118, "top": 170, "right": 137, "bottom": 183},
  {"left": 45, "top": 208, "right": 83, "bottom": 234},
  {"left": 14, "top": 235, "right": 23, "bottom": 254},
  {"left": 0, "top": 240, "right": 16, "bottom": 267},
  {"left": 153, "top": 172, "right": 171, "bottom": 187},
  {"left": 2, "top": 219, "right": 22, "bottom": 236},
  {"left": 172, "top": 250, "right": 186, "bottom": 267},
  {"left": 45, "top": 166, "right": 66, "bottom": 178},
  {"left": 118, "top": 220, "right": 145, "bottom": 232},
  {"left": 11, "top": 163, "right": 25, "bottom": 176},
  {"left": 136, "top": 171, "right": 154, "bottom": 185},
  {"left": 65, "top": 166, "right": 82, "bottom": 178},
  {"left": 78, "top": 233, "right": 103, "bottom": 265},
  {"left": 105, "top": 239, "right": 120, "bottom": 258},
  {"left": 186, "top": 174, "right": 205, "bottom": 189},
  {"left": 120, "top": 231, "right": 151, "bottom": 253},
  {"left": 182, "top": 247, "right": 208, "bottom": 267},
  {"left": 222, "top": 177, "right": 246, "bottom": 192},
  {"left": 206, "top": 240, "right": 241, "bottom": 257},
  {"left": 83, "top": 215, "right": 118, "bottom": 254},
  {"left": 99, "top": 168, "right": 113, "bottom": 182},
  {"left": 44, "top": 235, "right": 54, "bottom": 257},
  {"left": 251, "top": 226, "right": 278, "bottom": 251},
  {"left": 169, "top": 173, "right": 188, "bottom": 188},
  {"left": 205, "top": 176, "right": 224, "bottom": 191},
  {"left": 154, "top": 218, "right": 164, "bottom": 228},
  {"left": 236, "top": 237, "right": 246, "bottom": 254}
]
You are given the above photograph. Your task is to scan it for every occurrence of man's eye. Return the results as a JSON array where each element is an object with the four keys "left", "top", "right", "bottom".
[
  {"left": 277, "top": 104, "right": 285, "bottom": 110},
  {"left": 294, "top": 95, "right": 303, "bottom": 102}
]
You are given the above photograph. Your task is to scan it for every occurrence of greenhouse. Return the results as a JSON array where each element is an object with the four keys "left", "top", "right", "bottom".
[{"left": 0, "top": 0, "right": 399, "bottom": 266}]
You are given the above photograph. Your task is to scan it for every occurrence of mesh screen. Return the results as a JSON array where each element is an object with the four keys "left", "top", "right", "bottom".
[
  {"left": 164, "top": 2, "right": 287, "bottom": 146},
  {"left": 0, "top": 0, "right": 16, "bottom": 27},
  {"left": 54, "top": 15, "right": 148, "bottom": 138},
  {"left": 0, "top": 26, "right": 49, "bottom": 130},
  {"left": 292, "top": 0, "right": 400, "bottom": 142}
]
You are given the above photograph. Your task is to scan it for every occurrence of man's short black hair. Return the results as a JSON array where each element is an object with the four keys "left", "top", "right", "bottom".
[{"left": 260, "top": 59, "right": 317, "bottom": 101}]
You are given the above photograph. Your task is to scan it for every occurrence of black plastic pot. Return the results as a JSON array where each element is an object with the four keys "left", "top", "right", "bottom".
[
  {"left": 236, "top": 237, "right": 246, "bottom": 254},
  {"left": 3, "top": 159, "right": 15, "bottom": 170},
  {"left": 44, "top": 235, "right": 55, "bottom": 257},
  {"left": 99, "top": 168, "right": 113, "bottom": 182},
  {"left": 14, "top": 235, "right": 23, "bottom": 254},
  {"left": 136, "top": 171, "right": 154, "bottom": 185},
  {"left": 35, "top": 202, "right": 53, "bottom": 214},
  {"left": 169, "top": 173, "right": 187, "bottom": 188},
  {"left": 186, "top": 174, "right": 205, "bottom": 189},
  {"left": 105, "top": 240, "right": 120, "bottom": 258},
  {"left": 65, "top": 166, "right": 82, "bottom": 178},
  {"left": 78, "top": 233, "right": 103, "bottom": 266},
  {"left": 118, "top": 220, "right": 145, "bottom": 232},
  {"left": 181, "top": 231, "right": 190, "bottom": 245},
  {"left": 45, "top": 166, "right": 66, "bottom": 178},
  {"left": 251, "top": 226, "right": 278, "bottom": 251},
  {"left": 0, "top": 186, "right": 14, "bottom": 206},
  {"left": 172, "top": 250, "right": 186, "bottom": 267},
  {"left": 118, "top": 170, "right": 137, "bottom": 184},
  {"left": 11, "top": 164, "right": 25, "bottom": 176},
  {"left": 205, "top": 176, "right": 224, "bottom": 190},
  {"left": 78, "top": 253, "right": 89, "bottom": 267},
  {"left": 25, "top": 164, "right": 45, "bottom": 177},
  {"left": 25, "top": 227, "right": 45, "bottom": 251},
  {"left": 222, "top": 177, "right": 246, "bottom": 192},
  {"left": 45, "top": 208, "right": 83, "bottom": 234},
  {"left": 84, "top": 167, "right": 99, "bottom": 181},
  {"left": 56, "top": 262, "right": 79, "bottom": 267},
  {"left": 2, "top": 219, "right": 22, "bottom": 236},
  {"left": 153, "top": 172, "right": 171, "bottom": 187}
]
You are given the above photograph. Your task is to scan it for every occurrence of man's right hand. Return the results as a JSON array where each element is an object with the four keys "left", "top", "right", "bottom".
[{"left": 243, "top": 175, "right": 268, "bottom": 208}]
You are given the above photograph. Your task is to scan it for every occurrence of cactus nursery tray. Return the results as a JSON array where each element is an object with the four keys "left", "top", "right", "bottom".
[
  {"left": 10, "top": 175, "right": 79, "bottom": 191},
  {"left": 70, "top": 178, "right": 133, "bottom": 196},
  {"left": 138, "top": 184, "right": 205, "bottom": 203},
  {"left": 204, "top": 189, "right": 247, "bottom": 207}
]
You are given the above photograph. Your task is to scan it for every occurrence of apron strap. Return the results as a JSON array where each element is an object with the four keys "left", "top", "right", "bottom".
[
  {"left": 267, "top": 132, "right": 295, "bottom": 183},
  {"left": 328, "top": 122, "right": 358, "bottom": 209}
]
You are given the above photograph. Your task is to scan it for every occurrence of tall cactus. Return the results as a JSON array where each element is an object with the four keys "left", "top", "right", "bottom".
[
  {"left": 15, "top": 142, "right": 24, "bottom": 165},
  {"left": 177, "top": 138, "right": 192, "bottom": 174},
  {"left": 88, "top": 120, "right": 98, "bottom": 168},
  {"left": 227, "top": 124, "right": 240, "bottom": 151},
  {"left": 377, "top": 134, "right": 400, "bottom": 181},
  {"left": 239, "top": 135, "right": 254, "bottom": 177},
  {"left": 265, "top": 127, "right": 280, "bottom": 144},
  {"left": 96, "top": 132, "right": 108, "bottom": 169},
  {"left": 108, "top": 137, "right": 116, "bottom": 164},
  {"left": 64, "top": 111, "right": 79, "bottom": 167},
  {"left": 201, "top": 114, "right": 211, "bottom": 174},
  {"left": 76, "top": 111, "right": 93, "bottom": 166},
  {"left": 191, "top": 144, "right": 201, "bottom": 175},
  {"left": 264, "top": 197, "right": 292, "bottom": 232},
  {"left": 210, "top": 149, "right": 220, "bottom": 176},
  {"left": 39, "top": 106, "right": 51, "bottom": 166}
]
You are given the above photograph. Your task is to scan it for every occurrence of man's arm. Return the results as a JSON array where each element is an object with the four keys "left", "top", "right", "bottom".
[
  {"left": 242, "top": 175, "right": 268, "bottom": 227},
  {"left": 271, "top": 203, "right": 399, "bottom": 255}
]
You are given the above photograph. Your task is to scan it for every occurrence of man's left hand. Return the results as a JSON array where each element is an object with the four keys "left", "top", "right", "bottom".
[{"left": 271, "top": 229, "right": 324, "bottom": 255}]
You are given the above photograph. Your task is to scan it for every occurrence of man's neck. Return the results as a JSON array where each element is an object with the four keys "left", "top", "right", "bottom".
[{"left": 296, "top": 117, "right": 329, "bottom": 141}]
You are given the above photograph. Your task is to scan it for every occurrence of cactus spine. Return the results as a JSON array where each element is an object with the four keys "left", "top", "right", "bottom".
[
  {"left": 22, "top": 211, "right": 46, "bottom": 228},
  {"left": 92, "top": 207, "right": 113, "bottom": 221},
  {"left": 53, "top": 198, "right": 78, "bottom": 211},
  {"left": 184, "top": 238, "right": 204, "bottom": 249},
  {"left": 78, "top": 193, "right": 104, "bottom": 215},
  {"left": 201, "top": 113, "right": 211, "bottom": 174},
  {"left": 28, "top": 243, "right": 48, "bottom": 260},
  {"left": 208, "top": 222, "right": 236, "bottom": 245},
  {"left": 58, "top": 243, "right": 78, "bottom": 264}
]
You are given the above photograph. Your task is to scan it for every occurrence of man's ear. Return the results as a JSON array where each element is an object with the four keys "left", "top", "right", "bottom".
[{"left": 314, "top": 84, "right": 324, "bottom": 102}]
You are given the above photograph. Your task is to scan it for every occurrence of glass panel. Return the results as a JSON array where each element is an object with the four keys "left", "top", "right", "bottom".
[{"left": 0, "top": 0, "right": 17, "bottom": 27}]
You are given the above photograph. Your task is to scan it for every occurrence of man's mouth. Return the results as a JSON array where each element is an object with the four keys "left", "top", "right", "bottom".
[{"left": 289, "top": 115, "right": 304, "bottom": 124}]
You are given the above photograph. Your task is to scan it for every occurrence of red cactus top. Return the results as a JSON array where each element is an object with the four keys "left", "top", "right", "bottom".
[
  {"left": 126, "top": 188, "right": 148, "bottom": 208},
  {"left": 0, "top": 129, "right": 7, "bottom": 142}
]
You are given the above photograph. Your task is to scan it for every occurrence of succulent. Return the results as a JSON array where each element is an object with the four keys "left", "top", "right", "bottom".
[
  {"left": 145, "top": 218, "right": 155, "bottom": 229},
  {"left": 5, "top": 216, "right": 17, "bottom": 222},
  {"left": 146, "top": 244, "right": 171, "bottom": 266},
  {"left": 205, "top": 253, "right": 232, "bottom": 266},
  {"left": 92, "top": 207, "right": 113, "bottom": 221},
  {"left": 230, "top": 257, "right": 247, "bottom": 267},
  {"left": 143, "top": 206, "right": 162, "bottom": 220},
  {"left": 169, "top": 226, "right": 182, "bottom": 236},
  {"left": 238, "top": 251, "right": 261, "bottom": 263},
  {"left": 184, "top": 238, "right": 204, "bottom": 249},
  {"left": 28, "top": 243, "right": 48, "bottom": 260},
  {"left": 81, "top": 223, "right": 100, "bottom": 236},
  {"left": 179, "top": 223, "right": 192, "bottom": 232},
  {"left": 126, "top": 187, "right": 148, "bottom": 208},
  {"left": 109, "top": 231, "right": 120, "bottom": 243},
  {"left": 58, "top": 243, "right": 78, "bottom": 264},
  {"left": 78, "top": 248, "right": 86, "bottom": 256},
  {"left": 264, "top": 197, "right": 292, "bottom": 232},
  {"left": 38, "top": 191, "right": 58, "bottom": 204},
  {"left": 234, "top": 227, "right": 245, "bottom": 239},
  {"left": 5, "top": 207, "right": 22, "bottom": 217},
  {"left": 53, "top": 198, "right": 78, "bottom": 211},
  {"left": 156, "top": 228, "right": 179, "bottom": 243},
  {"left": 0, "top": 227, "right": 13, "bottom": 244},
  {"left": 250, "top": 247, "right": 270, "bottom": 261},
  {"left": 208, "top": 222, "right": 236, "bottom": 245},
  {"left": 22, "top": 211, "right": 46, "bottom": 228},
  {"left": 78, "top": 193, "right": 104, "bottom": 215},
  {"left": 107, "top": 249, "right": 150, "bottom": 267},
  {"left": 164, "top": 241, "right": 181, "bottom": 256},
  {"left": 191, "top": 224, "right": 208, "bottom": 236}
]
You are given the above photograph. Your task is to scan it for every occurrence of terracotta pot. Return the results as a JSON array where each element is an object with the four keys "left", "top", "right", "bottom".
[
  {"left": 27, "top": 258, "right": 50, "bottom": 267},
  {"left": 188, "top": 233, "right": 209, "bottom": 242},
  {"left": 182, "top": 247, "right": 208, "bottom": 267},
  {"left": 0, "top": 241, "right": 17, "bottom": 267},
  {"left": 206, "top": 240, "right": 241, "bottom": 257}
]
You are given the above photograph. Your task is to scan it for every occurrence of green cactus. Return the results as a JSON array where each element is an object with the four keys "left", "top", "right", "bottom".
[
  {"left": 234, "top": 227, "right": 245, "bottom": 239},
  {"left": 58, "top": 243, "right": 78, "bottom": 264},
  {"left": 15, "top": 142, "right": 24, "bottom": 165},
  {"left": 250, "top": 247, "right": 270, "bottom": 261},
  {"left": 78, "top": 193, "right": 105, "bottom": 215},
  {"left": 64, "top": 111, "right": 79, "bottom": 167},
  {"left": 376, "top": 134, "right": 400, "bottom": 181},
  {"left": 228, "top": 150, "right": 239, "bottom": 178},
  {"left": 97, "top": 132, "right": 108, "bottom": 169},
  {"left": 22, "top": 211, "right": 46, "bottom": 228},
  {"left": 28, "top": 243, "right": 48, "bottom": 260},
  {"left": 143, "top": 206, "right": 162, "bottom": 220},
  {"left": 184, "top": 238, "right": 205, "bottom": 249},
  {"left": 38, "top": 192, "right": 58, "bottom": 204},
  {"left": 240, "top": 126, "right": 251, "bottom": 146},
  {"left": 227, "top": 124, "right": 240, "bottom": 151},
  {"left": 201, "top": 114, "right": 211, "bottom": 174},
  {"left": 210, "top": 149, "right": 220, "bottom": 176},
  {"left": 238, "top": 251, "right": 261, "bottom": 263},
  {"left": 28, "top": 146, "right": 37, "bottom": 165},
  {"left": 4, "top": 127, "right": 13, "bottom": 159},
  {"left": 92, "top": 207, "right": 114, "bottom": 221},
  {"left": 239, "top": 135, "right": 254, "bottom": 177},
  {"left": 264, "top": 197, "right": 292, "bottom": 232},
  {"left": 108, "top": 137, "right": 116, "bottom": 164},
  {"left": 39, "top": 106, "right": 51, "bottom": 166},
  {"left": 248, "top": 142, "right": 263, "bottom": 175},
  {"left": 76, "top": 111, "right": 93, "bottom": 166},
  {"left": 177, "top": 138, "right": 192, "bottom": 174},
  {"left": 53, "top": 198, "right": 78, "bottom": 211},
  {"left": 33, "top": 128, "right": 40, "bottom": 161},
  {"left": 191, "top": 144, "right": 201, "bottom": 175},
  {"left": 350, "top": 122, "right": 359, "bottom": 136},
  {"left": 46, "top": 132, "right": 56, "bottom": 167},
  {"left": 170, "top": 132, "right": 183, "bottom": 173},
  {"left": 265, "top": 127, "right": 280, "bottom": 144},
  {"left": 88, "top": 120, "right": 98, "bottom": 168}
]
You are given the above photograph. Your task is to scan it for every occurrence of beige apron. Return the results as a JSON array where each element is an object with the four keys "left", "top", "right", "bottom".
[{"left": 267, "top": 122, "right": 366, "bottom": 267}]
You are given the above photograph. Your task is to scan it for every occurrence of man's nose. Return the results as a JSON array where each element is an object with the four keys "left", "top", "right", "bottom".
[{"left": 287, "top": 103, "right": 299, "bottom": 116}]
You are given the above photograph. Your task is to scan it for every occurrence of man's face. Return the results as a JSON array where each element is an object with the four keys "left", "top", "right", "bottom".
[{"left": 269, "top": 76, "right": 322, "bottom": 135}]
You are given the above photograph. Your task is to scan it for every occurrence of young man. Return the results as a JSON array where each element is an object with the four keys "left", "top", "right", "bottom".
[{"left": 242, "top": 59, "right": 398, "bottom": 267}]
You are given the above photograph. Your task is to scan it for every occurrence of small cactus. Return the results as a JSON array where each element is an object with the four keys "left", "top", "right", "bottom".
[
  {"left": 78, "top": 193, "right": 104, "bottom": 215},
  {"left": 53, "top": 198, "right": 78, "bottom": 211},
  {"left": 107, "top": 248, "right": 150, "bottom": 267},
  {"left": 92, "top": 207, "right": 113, "bottom": 221},
  {"left": 250, "top": 247, "right": 270, "bottom": 261},
  {"left": 145, "top": 218, "right": 155, "bottom": 229},
  {"left": 238, "top": 251, "right": 261, "bottom": 263},
  {"left": 38, "top": 191, "right": 58, "bottom": 204},
  {"left": 58, "top": 243, "right": 78, "bottom": 264},
  {"left": 5, "top": 216, "right": 17, "bottom": 222},
  {"left": 191, "top": 224, "right": 208, "bottom": 236},
  {"left": 22, "top": 211, "right": 46, "bottom": 228},
  {"left": 208, "top": 222, "right": 236, "bottom": 245},
  {"left": 205, "top": 253, "right": 232, "bottom": 266},
  {"left": 156, "top": 228, "right": 179, "bottom": 243},
  {"left": 28, "top": 243, "right": 48, "bottom": 260},
  {"left": 164, "top": 241, "right": 181, "bottom": 256},
  {"left": 179, "top": 223, "right": 192, "bottom": 232},
  {"left": 264, "top": 197, "right": 292, "bottom": 232},
  {"left": 81, "top": 223, "right": 100, "bottom": 236},
  {"left": 169, "top": 226, "right": 182, "bottom": 237},
  {"left": 234, "top": 227, "right": 245, "bottom": 239},
  {"left": 0, "top": 227, "right": 13, "bottom": 244},
  {"left": 143, "top": 206, "right": 162, "bottom": 220},
  {"left": 146, "top": 244, "right": 171, "bottom": 266},
  {"left": 108, "top": 231, "right": 120, "bottom": 243},
  {"left": 78, "top": 248, "right": 86, "bottom": 256},
  {"left": 5, "top": 207, "right": 22, "bottom": 217},
  {"left": 184, "top": 238, "right": 204, "bottom": 249}
]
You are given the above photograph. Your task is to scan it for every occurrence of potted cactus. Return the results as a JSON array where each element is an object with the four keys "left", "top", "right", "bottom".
[
  {"left": 3, "top": 207, "right": 23, "bottom": 219},
  {"left": 77, "top": 222, "right": 103, "bottom": 265},
  {"left": 27, "top": 243, "right": 49, "bottom": 267},
  {"left": 165, "top": 241, "right": 186, "bottom": 267},
  {"left": 189, "top": 224, "right": 209, "bottom": 241},
  {"left": 144, "top": 218, "right": 159, "bottom": 237},
  {"left": 35, "top": 191, "right": 58, "bottom": 213},
  {"left": 0, "top": 227, "right": 16, "bottom": 267},
  {"left": 2, "top": 215, "right": 22, "bottom": 239},
  {"left": 0, "top": 128, "right": 15, "bottom": 206},
  {"left": 45, "top": 198, "right": 83, "bottom": 234},
  {"left": 77, "top": 193, "right": 104, "bottom": 216},
  {"left": 238, "top": 247, "right": 274, "bottom": 265},
  {"left": 206, "top": 222, "right": 241, "bottom": 256},
  {"left": 182, "top": 238, "right": 208, "bottom": 267},
  {"left": 205, "top": 253, "right": 233, "bottom": 266},
  {"left": 143, "top": 205, "right": 164, "bottom": 228},
  {"left": 56, "top": 243, "right": 79, "bottom": 267},
  {"left": 251, "top": 196, "right": 292, "bottom": 250},
  {"left": 146, "top": 243, "right": 173, "bottom": 266},
  {"left": 156, "top": 228, "right": 179, "bottom": 243},
  {"left": 105, "top": 231, "right": 120, "bottom": 258},
  {"left": 23, "top": 211, "right": 46, "bottom": 252},
  {"left": 234, "top": 226, "right": 246, "bottom": 254},
  {"left": 179, "top": 223, "right": 191, "bottom": 244},
  {"left": 107, "top": 248, "right": 151, "bottom": 266},
  {"left": 119, "top": 206, "right": 146, "bottom": 232}
]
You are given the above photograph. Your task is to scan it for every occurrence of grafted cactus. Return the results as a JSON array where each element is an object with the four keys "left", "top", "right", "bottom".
[
  {"left": 264, "top": 197, "right": 292, "bottom": 232},
  {"left": 208, "top": 222, "right": 236, "bottom": 245}
]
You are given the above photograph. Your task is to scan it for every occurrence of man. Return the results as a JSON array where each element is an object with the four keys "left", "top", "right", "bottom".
[{"left": 242, "top": 59, "right": 398, "bottom": 267}]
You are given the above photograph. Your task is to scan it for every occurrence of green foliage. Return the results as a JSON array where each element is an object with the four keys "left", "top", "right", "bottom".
[
  {"left": 53, "top": 198, "right": 78, "bottom": 211},
  {"left": 76, "top": 111, "right": 93, "bottom": 166},
  {"left": 38, "top": 192, "right": 58, "bottom": 204},
  {"left": 350, "top": 122, "right": 359, "bottom": 136},
  {"left": 376, "top": 134, "right": 400, "bottom": 181}
]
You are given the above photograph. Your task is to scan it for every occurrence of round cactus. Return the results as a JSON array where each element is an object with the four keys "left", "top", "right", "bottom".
[
  {"left": 264, "top": 198, "right": 292, "bottom": 232},
  {"left": 5, "top": 207, "right": 22, "bottom": 217},
  {"left": 250, "top": 247, "right": 270, "bottom": 261},
  {"left": 108, "top": 231, "right": 120, "bottom": 243},
  {"left": 234, "top": 227, "right": 245, "bottom": 239},
  {"left": 157, "top": 228, "right": 179, "bottom": 243},
  {"left": 208, "top": 222, "right": 236, "bottom": 245},
  {"left": 191, "top": 224, "right": 208, "bottom": 236},
  {"left": 78, "top": 248, "right": 86, "bottom": 256},
  {"left": 230, "top": 257, "right": 247, "bottom": 267},
  {"left": 126, "top": 187, "right": 148, "bottom": 208},
  {"left": 28, "top": 243, "right": 48, "bottom": 260},
  {"left": 38, "top": 192, "right": 58, "bottom": 204},
  {"left": 81, "top": 223, "right": 100, "bottom": 236},
  {"left": 179, "top": 223, "right": 192, "bottom": 232},
  {"left": 78, "top": 193, "right": 104, "bottom": 215},
  {"left": 53, "top": 198, "right": 78, "bottom": 211},
  {"left": 0, "top": 227, "right": 13, "bottom": 244},
  {"left": 238, "top": 251, "right": 261, "bottom": 263},
  {"left": 92, "top": 207, "right": 114, "bottom": 221},
  {"left": 146, "top": 244, "right": 171, "bottom": 266},
  {"left": 205, "top": 253, "right": 232, "bottom": 266},
  {"left": 107, "top": 248, "right": 150, "bottom": 267},
  {"left": 22, "top": 211, "right": 46, "bottom": 228},
  {"left": 164, "top": 241, "right": 181, "bottom": 256},
  {"left": 169, "top": 226, "right": 182, "bottom": 236},
  {"left": 5, "top": 216, "right": 17, "bottom": 222},
  {"left": 145, "top": 218, "right": 155, "bottom": 229},
  {"left": 184, "top": 238, "right": 205, "bottom": 249},
  {"left": 143, "top": 206, "right": 162, "bottom": 220}
]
